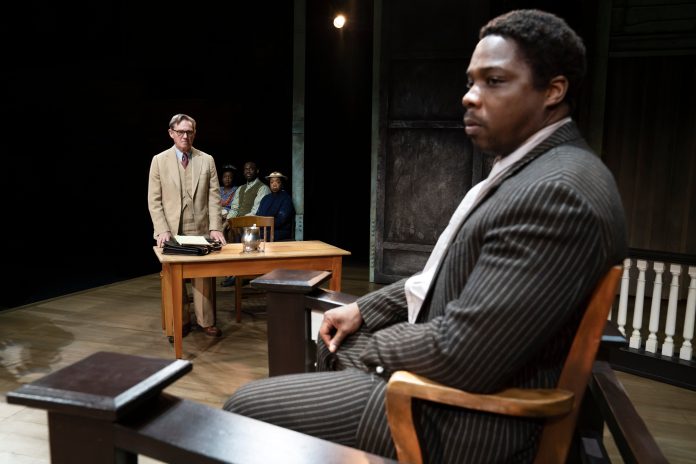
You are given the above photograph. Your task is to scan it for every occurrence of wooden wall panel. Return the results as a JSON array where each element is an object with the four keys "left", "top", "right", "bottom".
[
  {"left": 602, "top": 0, "right": 696, "bottom": 255},
  {"left": 602, "top": 55, "right": 696, "bottom": 254},
  {"left": 388, "top": 60, "right": 469, "bottom": 120},
  {"left": 383, "top": 129, "right": 473, "bottom": 246},
  {"left": 372, "top": 0, "right": 493, "bottom": 283}
]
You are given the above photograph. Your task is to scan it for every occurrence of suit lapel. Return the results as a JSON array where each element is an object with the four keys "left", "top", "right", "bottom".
[
  {"left": 190, "top": 148, "right": 201, "bottom": 196},
  {"left": 167, "top": 147, "right": 181, "bottom": 192},
  {"left": 462, "top": 122, "right": 583, "bottom": 223},
  {"left": 416, "top": 122, "right": 583, "bottom": 322}
]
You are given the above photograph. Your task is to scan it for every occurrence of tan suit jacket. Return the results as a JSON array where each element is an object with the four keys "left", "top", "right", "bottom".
[{"left": 147, "top": 146, "right": 223, "bottom": 238}]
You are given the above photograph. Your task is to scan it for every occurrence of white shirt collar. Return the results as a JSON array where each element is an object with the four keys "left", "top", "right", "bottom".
[{"left": 489, "top": 117, "right": 572, "bottom": 180}]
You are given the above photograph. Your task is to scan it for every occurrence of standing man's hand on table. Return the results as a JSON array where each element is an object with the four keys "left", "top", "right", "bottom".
[
  {"left": 210, "top": 230, "right": 226, "bottom": 245},
  {"left": 156, "top": 231, "right": 172, "bottom": 248}
]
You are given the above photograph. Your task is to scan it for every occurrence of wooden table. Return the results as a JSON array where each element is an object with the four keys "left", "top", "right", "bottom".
[{"left": 153, "top": 240, "right": 350, "bottom": 358}]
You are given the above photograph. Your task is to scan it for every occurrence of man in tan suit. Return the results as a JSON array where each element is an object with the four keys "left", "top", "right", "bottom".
[{"left": 148, "top": 113, "right": 226, "bottom": 337}]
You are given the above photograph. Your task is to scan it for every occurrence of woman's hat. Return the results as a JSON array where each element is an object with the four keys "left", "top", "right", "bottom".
[
  {"left": 221, "top": 163, "right": 237, "bottom": 171},
  {"left": 265, "top": 171, "right": 288, "bottom": 180}
]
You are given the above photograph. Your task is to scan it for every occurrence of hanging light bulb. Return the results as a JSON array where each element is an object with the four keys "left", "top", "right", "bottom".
[{"left": 333, "top": 14, "right": 346, "bottom": 29}]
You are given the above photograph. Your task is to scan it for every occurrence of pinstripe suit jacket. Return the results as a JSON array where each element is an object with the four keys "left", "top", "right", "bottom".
[
  {"left": 147, "top": 146, "right": 223, "bottom": 238},
  {"left": 355, "top": 122, "right": 627, "bottom": 462}
]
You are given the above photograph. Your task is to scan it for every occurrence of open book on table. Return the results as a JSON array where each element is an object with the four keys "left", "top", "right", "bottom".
[{"left": 174, "top": 235, "right": 211, "bottom": 246}]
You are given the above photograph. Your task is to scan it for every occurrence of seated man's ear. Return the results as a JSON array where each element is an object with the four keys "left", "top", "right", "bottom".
[{"left": 545, "top": 75, "right": 569, "bottom": 107}]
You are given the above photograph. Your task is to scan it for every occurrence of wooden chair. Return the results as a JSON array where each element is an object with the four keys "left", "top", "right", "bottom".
[
  {"left": 385, "top": 265, "right": 622, "bottom": 464},
  {"left": 227, "top": 215, "right": 275, "bottom": 322}
]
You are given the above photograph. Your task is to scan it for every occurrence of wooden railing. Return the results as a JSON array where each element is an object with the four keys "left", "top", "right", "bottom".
[
  {"left": 6, "top": 351, "right": 395, "bottom": 464},
  {"left": 607, "top": 249, "right": 696, "bottom": 390}
]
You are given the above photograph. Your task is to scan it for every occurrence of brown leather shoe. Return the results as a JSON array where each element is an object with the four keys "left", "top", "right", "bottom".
[{"left": 202, "top": 325, "right": 222, "bottom": 337}]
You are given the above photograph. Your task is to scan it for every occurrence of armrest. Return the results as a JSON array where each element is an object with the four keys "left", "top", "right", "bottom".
[
  {"left": 385, "top": 370, "right": 574, "bottom": 464},
  {"left": 387, "top": 370, "right": 574, "bottom": 418},
  {"left": 115, "top": 393, "right": 395, "bottom": 464},
  {"left": 590, "top": 361, "right": 668, "bottom": 463},
  {"left": 305, "top": 288, "right": 359, "bottom": 312}
]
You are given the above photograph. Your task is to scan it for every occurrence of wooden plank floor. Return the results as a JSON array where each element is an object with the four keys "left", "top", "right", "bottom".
[{"left": 1, "top": 263, "right": 694, "bottom": 463}]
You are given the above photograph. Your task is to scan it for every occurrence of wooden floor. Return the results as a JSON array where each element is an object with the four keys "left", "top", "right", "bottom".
[{"left": 0, "top": 262, "right": 694, "bottom": 463}]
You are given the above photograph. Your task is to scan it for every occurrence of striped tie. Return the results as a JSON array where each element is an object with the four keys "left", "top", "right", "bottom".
[{"left": 182, "top": 153, "right": 189, "bottom": 168}]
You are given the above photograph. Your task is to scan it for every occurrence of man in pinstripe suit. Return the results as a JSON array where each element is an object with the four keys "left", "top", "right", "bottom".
[{"left": 224, "top": 10, "right": 627, "bottom": 463}]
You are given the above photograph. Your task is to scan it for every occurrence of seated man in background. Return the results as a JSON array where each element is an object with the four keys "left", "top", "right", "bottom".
[
  {"left": 223, "top": 9, "right": 627, "bottom": 462},
  {"left": 256, "top": 171, "right": 295, "bottom": 241},
  {"left": 226, "top": 161, "right": 270, "bottom": 219},
  {"left": 222, "top": 160, "right": 271, "bottom": 286}
]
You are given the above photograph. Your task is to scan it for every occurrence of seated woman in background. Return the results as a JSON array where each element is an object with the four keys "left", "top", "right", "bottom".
[
  {"left": 257, "top": 171, "right": 295, "bottom": 241},
  {"left": 219, "top": 164, "right": 239, "bottom": 244},
  {"left": 219, "top": 164, "right": 239, "bottom": 218}
]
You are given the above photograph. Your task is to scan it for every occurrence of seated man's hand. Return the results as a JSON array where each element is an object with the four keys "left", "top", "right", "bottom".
[{"left": 319, "top": 302, "right": 363, "bottom": 353}]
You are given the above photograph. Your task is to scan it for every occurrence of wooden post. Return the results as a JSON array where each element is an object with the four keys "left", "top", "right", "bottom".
[
  {"left": 251, "top": 269, "right": 332, "bottom": 376},
  {"left": 6, "top": 352, "right": 191, "bottom": 464}
]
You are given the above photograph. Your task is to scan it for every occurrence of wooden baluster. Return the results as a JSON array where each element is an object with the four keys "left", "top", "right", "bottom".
[
  {"left": 645, "top": 262, "right": 664, "bottom": 353},
  {"left": 630, "top": 260, "right": 648, "bottom": 349},
  {"left": 661, "top": 264, "right": 682, "bottom": 357},
  {"left": 679, "top": 266, "right": 696, "bottom": 361},
  {"left": 617, "top": 258, "right": 631, "bottom": 336}
]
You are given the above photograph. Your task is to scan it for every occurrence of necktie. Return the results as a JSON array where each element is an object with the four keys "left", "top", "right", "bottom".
[{"left": 181, "top": 153, "right": 189, "bottom": 168}]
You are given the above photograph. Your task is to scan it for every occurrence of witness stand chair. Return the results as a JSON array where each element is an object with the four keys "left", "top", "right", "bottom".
[
  {"left": 227, "top": 215, "right": 275, "bottom": 322},
  {"left": 384, "top": 265, "right": 622, "bottom": 464}
]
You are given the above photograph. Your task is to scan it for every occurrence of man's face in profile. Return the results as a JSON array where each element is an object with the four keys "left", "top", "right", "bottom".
[{"left": 462, "top": 35, "right": 550, "bottom": 157}]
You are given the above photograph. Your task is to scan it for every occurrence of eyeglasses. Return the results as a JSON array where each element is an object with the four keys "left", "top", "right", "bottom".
[{"left": 171, "top": 129, "right": 195, "bottom": 137}]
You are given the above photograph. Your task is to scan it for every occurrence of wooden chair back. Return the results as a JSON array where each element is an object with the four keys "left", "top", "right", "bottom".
[
  {"left": 227, "top": 215, "right": 275, "bottom": 322},
  {"left": 385, "top": 265, "right": 623, "bottom": 464},
  {"left": 534, "top": 265, "right": 622, "bottom": 462},
  {"left": 228, "top": 215, "right": 275, "bottom": 243}
]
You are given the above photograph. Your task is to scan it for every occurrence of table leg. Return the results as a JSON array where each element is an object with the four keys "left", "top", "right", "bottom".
[
  {"left": 170, "top": 264, "right": 184, "bottom": 359},
  {"left": 161, "top": 265, "right": 173, "bottom": 337},
  {"left": 329, "top": 257, "right": 342, "bottom": 291}
]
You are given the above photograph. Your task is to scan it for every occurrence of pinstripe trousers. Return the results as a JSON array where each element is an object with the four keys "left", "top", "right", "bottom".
[{"left": 223, "top": 325, "right": 397, "bottom": 457}]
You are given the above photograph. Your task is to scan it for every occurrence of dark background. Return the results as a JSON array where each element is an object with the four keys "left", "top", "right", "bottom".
[{"left": 0, "top": 0, "right": 374, "bottom": 309}]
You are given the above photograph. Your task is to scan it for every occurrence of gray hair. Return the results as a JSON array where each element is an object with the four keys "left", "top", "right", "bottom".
[{"left": 168, "top": 113, "right": 197, "bottom": 130}]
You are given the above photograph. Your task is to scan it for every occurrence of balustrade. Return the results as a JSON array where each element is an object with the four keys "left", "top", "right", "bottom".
[{"left": 612, "top": 252, "right": 696, "bottom": 362}]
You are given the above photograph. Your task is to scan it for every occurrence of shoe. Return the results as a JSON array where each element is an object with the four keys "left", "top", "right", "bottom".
[
  {"left": 202, "top": 325, "right": 222, "bottom": 337},
  {"left": 221, "top": 276, "right": 236, "bottom": 287}
]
